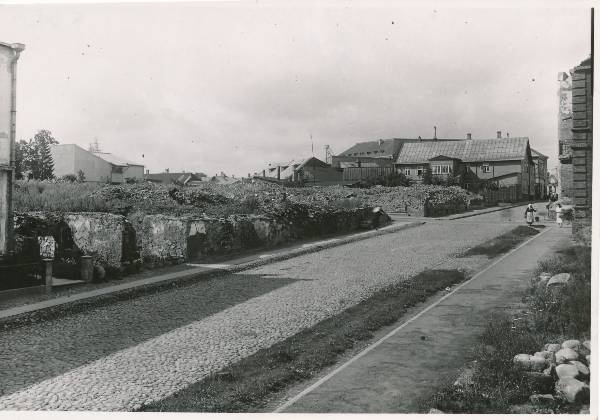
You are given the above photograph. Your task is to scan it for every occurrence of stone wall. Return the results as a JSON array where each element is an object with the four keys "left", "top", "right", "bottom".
[
  {"left": 14, "top": 212, "right": 139, "bottom": 277},
  {"left": 141, "top": 207, "right": 377, "bottom": 266}
]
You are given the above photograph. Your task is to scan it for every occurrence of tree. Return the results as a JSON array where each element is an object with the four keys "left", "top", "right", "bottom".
[
  {"left": 14, "top": 139, "right": 28, "bottom": 180},
  {"left": 20, "top": 130, "right": 58, "bottom": 180}
]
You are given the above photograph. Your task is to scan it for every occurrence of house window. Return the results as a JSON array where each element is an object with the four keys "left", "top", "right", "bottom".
[
  {"left": 404, "top": 168, "right": 411, "bottom": 176},
  {"left": 482, "top": 163, "right": 491, "bottom": 173},
  {"left": 417, "top": 166, "right": 424, "bottom": 176},
  {"left": 432, "top": 164, "right": 451, "bottom": 175}
]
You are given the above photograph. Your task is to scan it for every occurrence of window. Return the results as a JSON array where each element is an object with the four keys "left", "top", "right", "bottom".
[
  {"left": 432, "top": 165, "right": 451, "bottom": 175},
  {"left": 404, "top": 168, "right": 411, "bottom": 176},
  {"left": 417, "top": 166, "right": 424, "bottom": 176},
  {"left": 482, "top": 163, "right": 491, "bottom": 173}
]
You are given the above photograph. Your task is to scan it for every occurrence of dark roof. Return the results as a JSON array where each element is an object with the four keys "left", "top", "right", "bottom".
[
  {"left": 396, "top": 137, "right": 531, "bottom": 164},
  {"left": 145, "top": 172, "right": 202, "bottom": 183},
  {"left": 428, "top": 155, "right": 461, "bottom": 161},
  {"left": 338, "top": 137, "right": 466, "bottom": 159}
]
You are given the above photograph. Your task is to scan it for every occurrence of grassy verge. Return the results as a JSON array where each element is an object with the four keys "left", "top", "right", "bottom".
[
  {"left": 462, "top": 226, "right": 539, "bottom": 257},
  {"left": 423, "top": 245, "right": 591, "bottom": 414},
  {"left": 141, "top": 269, "right": 466, "bottom": 412}
]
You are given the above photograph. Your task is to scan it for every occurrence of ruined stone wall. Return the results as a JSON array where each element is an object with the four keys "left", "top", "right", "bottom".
[{"left": 141, "top": 207, "right": 375, "bottom": 266}]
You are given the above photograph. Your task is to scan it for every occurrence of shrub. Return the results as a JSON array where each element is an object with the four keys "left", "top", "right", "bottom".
[{"left": 60, "top": 174, "right": 78, "bottom": 183}]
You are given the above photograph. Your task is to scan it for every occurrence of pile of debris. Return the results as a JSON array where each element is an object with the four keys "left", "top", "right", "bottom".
[{"left": 511, "top": 339, "right": 590, "bottom": 413}]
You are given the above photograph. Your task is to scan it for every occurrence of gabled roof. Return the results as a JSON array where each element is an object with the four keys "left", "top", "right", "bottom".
[
  {"left": 396, "top": 137, "right": 531, "bottom": 164},
  {"left": 428, "top": 155, "right": 460, "bottom": 161},
  {"left": 256, "top": 157, "right": 329, "bottom": 179},
  {"left": 338, "top": 137, "right": 465, "bottom": 159},
  {"left": 92, "top": 152, "right": 143, "bottom": 167},
  {"left": 531, "top": 148, "right": 548, "bottom": 159}
]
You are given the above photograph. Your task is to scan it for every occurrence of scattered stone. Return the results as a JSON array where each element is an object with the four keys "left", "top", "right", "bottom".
[
  {"left": 522, "top": 371, "right": 554, "bottom": 394},
  {"left": 509, "top": 403, "right": 538, "bottom": 414},
  {"left": 546, "top": 273, "right": 571, "bottom": 289},
  {"left": 453, "top": 364, "right": 476, "bottom": 388},
  {"left": 555, "top": 348, "right": 579, "bottom": 364},
  {"left": 568, "top": 360, "right": 590, "bottom": 378},
  {"left": 544, "top": 343, "right": 561, "bottom": 353},
  {"left": 585, "top": 355, "right": 590, "bottom": 366},
  {"left": 429, "top": 408, "right": 444, "bottom": 414},
  {"left": 534, "top": 351, "right": 554, "bottom": 362},
  {"left": 555, "top": 363, "right": 579, "bottom": 379},
  {"left": 580, "top": 405, "right": 590, "bottom": 414},
  {"left": 555, "top": 377, "right": 590, "bottom": 403},
  {"left": 513, "top": 354, "right": 547, "bottom": 372},
  {"left": 582, "top": 340, "right": 591, "bottom": 352},
  {"left": 529, "top": 393, "right": 555, "bottom": 406},
  {"left": 562, "top": 339, "right": 581, "bottom": 351}
]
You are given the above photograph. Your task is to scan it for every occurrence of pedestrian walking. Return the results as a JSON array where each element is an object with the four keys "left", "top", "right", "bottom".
[
  {"left": 555, "top": 203, "right": 563, "bottom": 228},
  {"left": 524, "top": 203, "right": 536, "bottom": 226}
]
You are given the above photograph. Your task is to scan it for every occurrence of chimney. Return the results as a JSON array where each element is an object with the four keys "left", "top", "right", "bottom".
[
  {"left": 262, "top": 169, "right": 266, "bottom": 177},
  {"left": 506, "top": 132, "right": 510, "bottom": 138},
  {"left": 466, "top": 133, "right": 472, "bottom": 140},
  {"left": 434, "top": 126, "right": 437, "bottom": 140},
  {"left": 496, "top": 131, "right": 501, "bottom": 139},
  {"left": 378, "top": 139, "right": 384, "bottom": 147},
  {"left": 277, "top": 166, "right": 281, "bottom": 180},
  {"left": 165, "top": 168, "right": 169, "bottom": 173},
  {"left": 145, "top": 169, "right": 149, "bottom": 175}
]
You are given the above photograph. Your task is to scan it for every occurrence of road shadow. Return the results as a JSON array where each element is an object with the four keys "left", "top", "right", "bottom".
[{"left": 0, "top": 272, "right": 303, "bottom": 397}]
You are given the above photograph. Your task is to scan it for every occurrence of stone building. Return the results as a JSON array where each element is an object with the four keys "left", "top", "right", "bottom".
[
  {"left": 569, "top": 57, "right": 593, "bottom": 242},
  {"left": 557, "top": 71, "right": 574, "bottom": 198}
]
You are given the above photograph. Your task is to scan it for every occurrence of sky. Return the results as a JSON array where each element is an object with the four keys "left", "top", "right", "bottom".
[{"left": 0, "top": 2, "right": 592, "bottom": 176}]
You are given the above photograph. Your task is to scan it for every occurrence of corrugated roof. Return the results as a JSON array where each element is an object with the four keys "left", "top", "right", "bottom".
[
  {"left": 93, "top": 152, "right": 143, "bottom": 167},
  {"left": 396, "top": 137, "right": 531, "bottom": 164}
]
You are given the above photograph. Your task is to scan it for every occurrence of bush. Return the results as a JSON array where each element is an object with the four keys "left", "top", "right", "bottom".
[{"left": 60, "top": 174, "right": 78, "bottom": 183}]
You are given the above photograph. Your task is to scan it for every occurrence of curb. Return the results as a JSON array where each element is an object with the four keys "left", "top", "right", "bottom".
[
  {"left": 446, "top": 203, "right": 524, "bottom": 220},
  {"left": 0, "top": 220, "right": 424, "bottom": 328}
]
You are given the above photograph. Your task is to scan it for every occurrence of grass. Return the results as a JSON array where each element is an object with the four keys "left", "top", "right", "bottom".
[
  {"left": 141, "top": 269, "right": 466, "bottom": 412},
  {"left": 13, "top": 180, "right": 108, "bottom": 213},
  {"left": 462, "top": 226, "right": 540, "bottom": 257},
  {"left": 423, "top": 244, "right": 591, "bottom": 414}
]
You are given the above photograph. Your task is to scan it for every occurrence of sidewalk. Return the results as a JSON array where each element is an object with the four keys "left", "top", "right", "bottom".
[
  {"left": 0, "top": 220, "right": 422, "bottom": 322},
  {"left": 277, "top": 225, "right": 571, "bottom": 413}
]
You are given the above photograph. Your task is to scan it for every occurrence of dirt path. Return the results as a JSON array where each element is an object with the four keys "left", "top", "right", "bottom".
[{"left": 277, "top": 225, "right": 571, "bottom": 413}]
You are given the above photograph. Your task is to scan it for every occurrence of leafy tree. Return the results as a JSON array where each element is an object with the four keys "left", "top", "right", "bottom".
[{"left": 15, "top": 130, "right": 59, "bottom": 180}]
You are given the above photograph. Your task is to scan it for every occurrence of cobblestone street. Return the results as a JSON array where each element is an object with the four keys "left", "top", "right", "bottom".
[{"left": 0, "top": 206, "right": 534, "bottom": 411}]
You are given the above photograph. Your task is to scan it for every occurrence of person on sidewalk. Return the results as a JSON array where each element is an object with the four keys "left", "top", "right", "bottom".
[
  {"left": 524, "top": 204, "right": 536, "bottom": 226},
  {"left": 555, "top": 203, "right": 563, "bottom": 228}
]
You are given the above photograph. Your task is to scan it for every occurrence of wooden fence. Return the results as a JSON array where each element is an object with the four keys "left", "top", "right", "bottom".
[{"left": 342, "top": 167, "right": 395, "bottom": 182}]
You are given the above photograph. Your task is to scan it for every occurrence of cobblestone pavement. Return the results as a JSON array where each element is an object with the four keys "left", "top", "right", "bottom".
[{"left": 0, "top": 206, "right": 531, "bottom": 411}]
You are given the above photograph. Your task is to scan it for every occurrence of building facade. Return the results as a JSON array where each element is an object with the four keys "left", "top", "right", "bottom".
[
  {"left": 50, "top": 144, "right": 144, "bottom": 183},
  {"left": 569, "top": 57, "right": 593, "bottom": 242},
  {"left": 254, "top": 157, "right": 343, "bottom": 186},
  {"left": 395, "top": 135, "right": 536, "bottom": 199},
  {"left": 558, "top": 71, "right": 574, "bottom": 198},
  {"left": 531, "top": 149, "right": 548, "bottom": 199}
]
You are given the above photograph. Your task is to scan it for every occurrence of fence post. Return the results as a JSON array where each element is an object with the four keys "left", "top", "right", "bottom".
[
  {"left": 43, "top": 258, "right": 53, "bottom": 292},
  {"left": 81, "top": 255, "right": 94, "bottom": 283}
]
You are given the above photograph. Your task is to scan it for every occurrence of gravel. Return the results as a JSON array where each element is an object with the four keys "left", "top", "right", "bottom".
[{"left": 0, "top": 208, "right": 526, "bottom": 411}]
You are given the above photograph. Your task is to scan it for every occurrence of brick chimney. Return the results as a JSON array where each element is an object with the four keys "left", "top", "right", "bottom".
[
  {"left": 497, "top": 131, "right": 502, "bottom": 139},
  {"left": 466, "top": 133, "right": 472, "bottom": 140}
]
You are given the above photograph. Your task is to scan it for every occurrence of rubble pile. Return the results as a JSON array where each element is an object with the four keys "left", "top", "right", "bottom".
[{"left": 511, "top": 339, "right": 590, "bottom": 413}]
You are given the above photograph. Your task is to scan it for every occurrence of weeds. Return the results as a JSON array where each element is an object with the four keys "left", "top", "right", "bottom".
[{"left": 462, "top": 226, "right": 539, "bottom": 257}]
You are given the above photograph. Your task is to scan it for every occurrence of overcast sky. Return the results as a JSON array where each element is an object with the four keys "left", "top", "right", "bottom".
[{"left": 0, "top": 2, "right": 591, "bottom": 176}]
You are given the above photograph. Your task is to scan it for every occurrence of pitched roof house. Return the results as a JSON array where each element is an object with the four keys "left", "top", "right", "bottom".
[
  {"left": 254, "top": 156, "right": 342, "bottom": 185},
  {"left": 395, "top": 136, "right": 536, "bottom": 198}
]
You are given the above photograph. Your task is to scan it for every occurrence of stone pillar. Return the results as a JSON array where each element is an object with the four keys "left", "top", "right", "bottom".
[
  {"left": 43, "top": 258, "right": 53, "bottom": 292},
  {"left": 0, "top": 42, "right": 25, "bottom": 257},
  {"left": 81, "top": 255, "right": 94, "bottom": 283}
]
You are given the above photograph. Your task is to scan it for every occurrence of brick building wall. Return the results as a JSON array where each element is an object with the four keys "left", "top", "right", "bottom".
[{"left": 570, "top": 57, "right": 593, "bottom": 243}]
